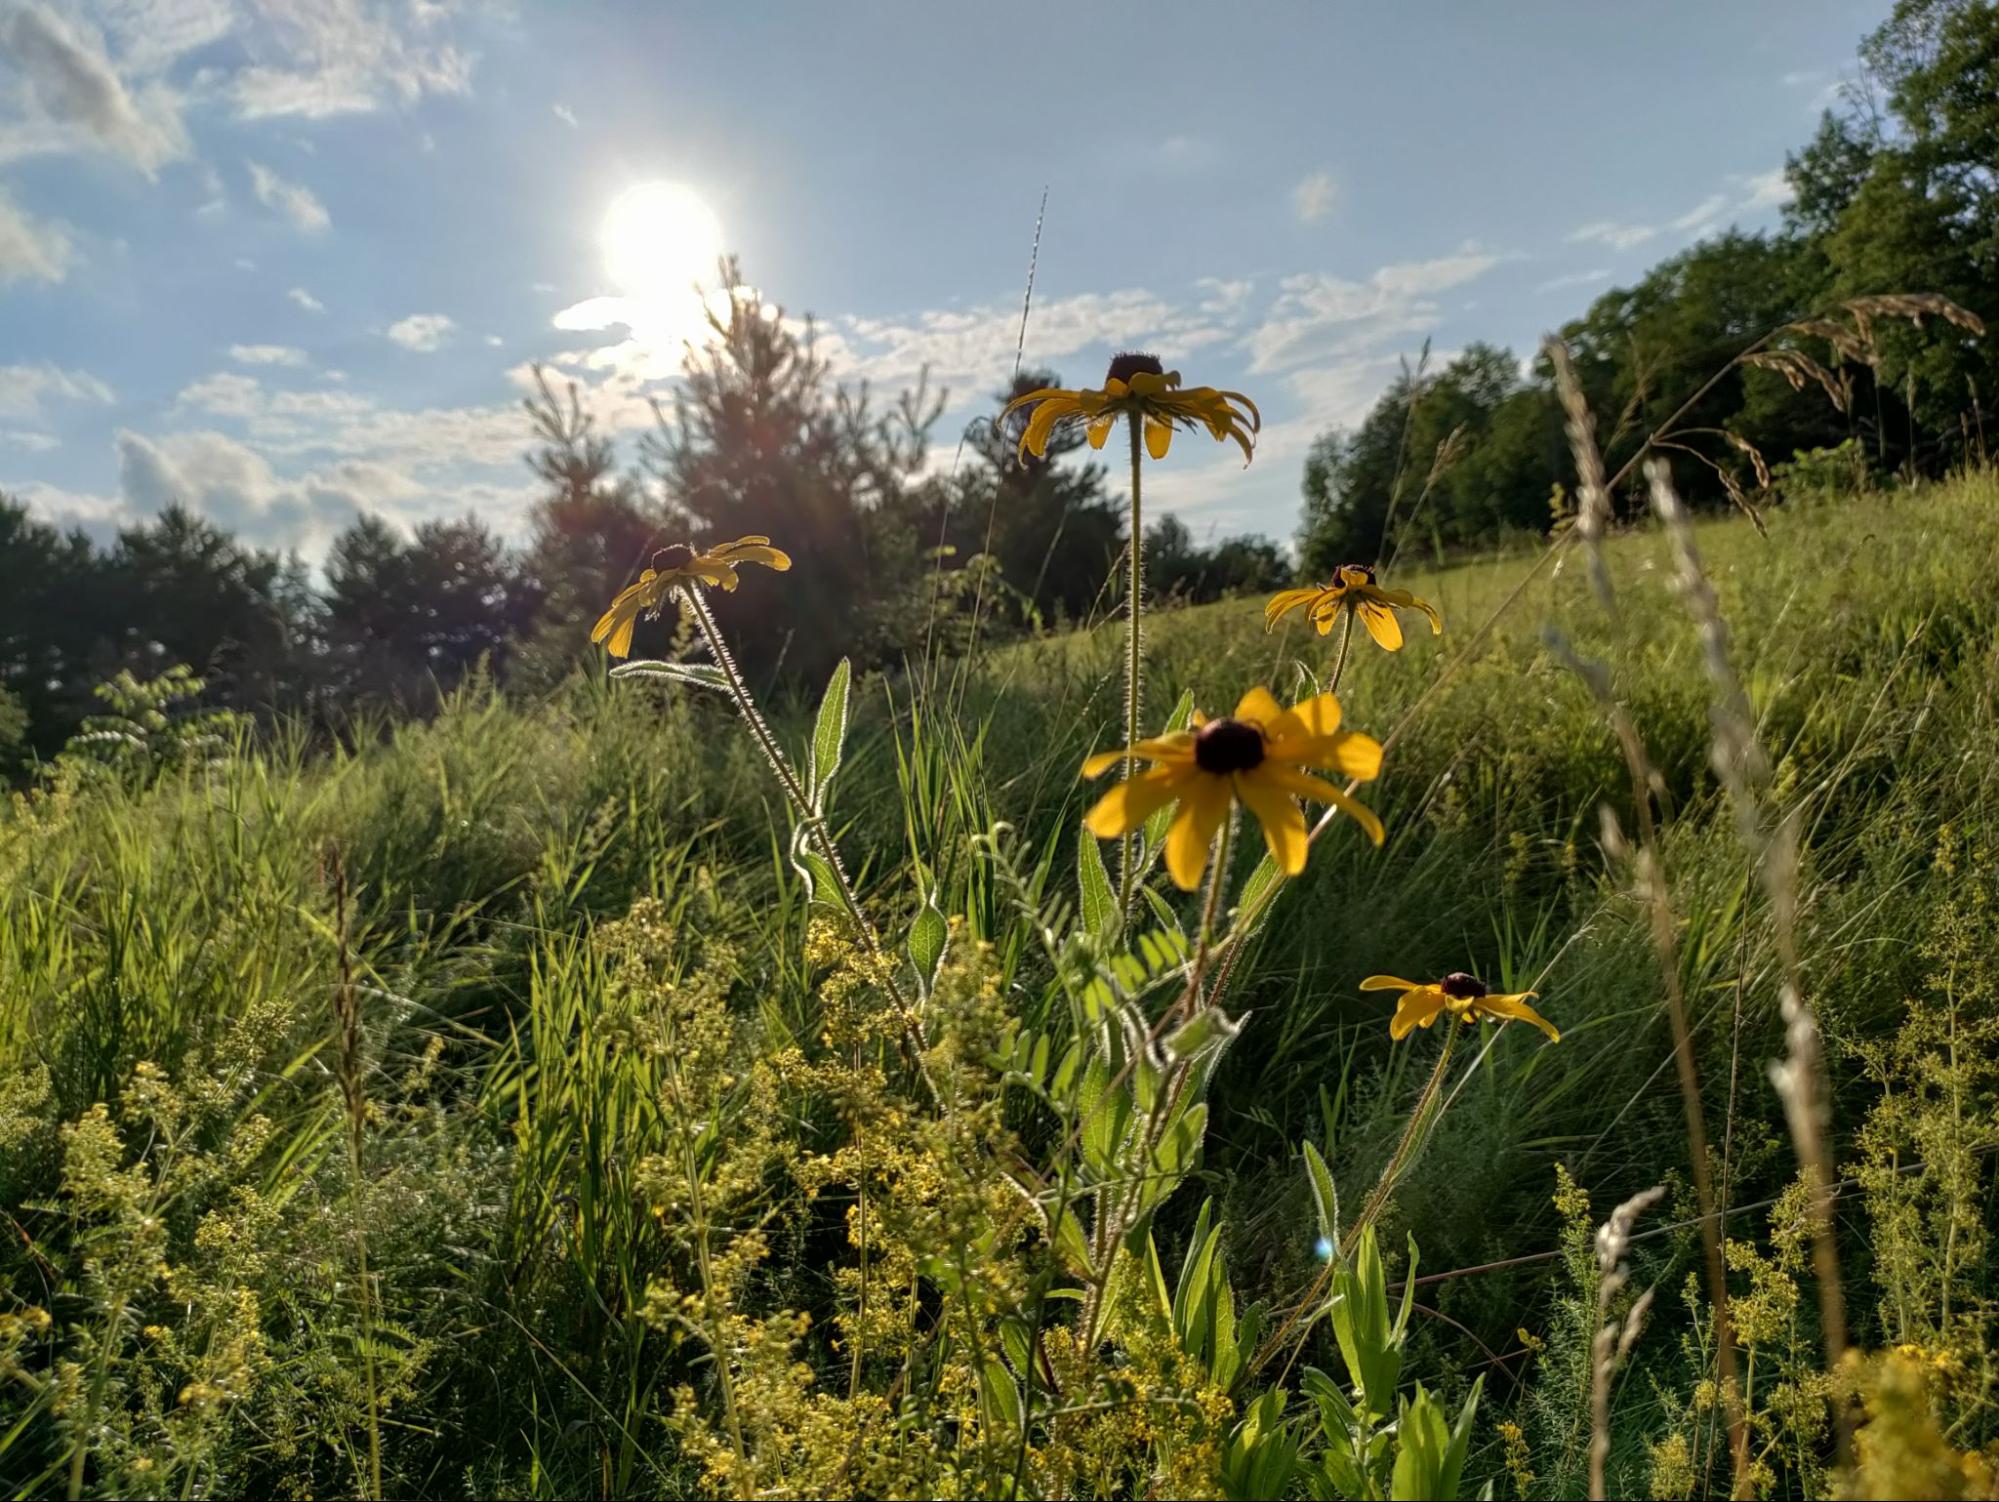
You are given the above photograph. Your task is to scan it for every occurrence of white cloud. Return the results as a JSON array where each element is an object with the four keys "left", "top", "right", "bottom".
[
  {"left": 1735, "top": 168, "right": 1793, "bottom": 209},
  {"left": 15, "top": 479, "right": 128, "bottom": 531},
  {"left": 0, "top": 186, "right": 72, "bottom": 283},
  {"left": 1244, "top": 246, "right": 1500, "bottom": 373},
  {"left": 0, "top": 362, "right": 114, "bottom": 421},
  {"left": 1535, "top": 267, "right": 1611, "bottom": 295},
  {"left": 386, "top": 313, "right": 455, "bottom": 352},
  {"left": 176, "top": 370, "right": 267, "bottom": 418},
  {"left": 117, "top": 427, "right": 369, "bottom": 547},
  {"left": 1669, "top": 193, "right": 1730, "bottom": 234},
  {"left": 288, "top": 285, "right": 326, "bottom": 313},
  {"left": 0, "top": 2, "right": 188, "bottom": 171},
  {"left": 1568, "top": 220, "right": 1658, "bottom": 251},
  {"left": 2, "top": 428, "right": 60, "bottom": 452},
  {"left": 229, "top": 343, "right": 308, "bottom": 367},
  {"left": 248, "top": 160, "right": 330, "bottom": 232},
  {"left": 485, "top": 334, "right": 503, "bottom": 346},
  {"left": 1292, "top": 170, "right": 1338, "bottom": 224},
  {"left": 552, "top": 102, "right": 578, "bottom": 128},
  {"left": 221, "top": 2, "right": 477, "bottom": 121}
]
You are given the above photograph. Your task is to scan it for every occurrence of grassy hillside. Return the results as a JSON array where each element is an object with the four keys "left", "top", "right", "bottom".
[{"left": 3, "top": 473, "right": 1995, "bottom": 1498}]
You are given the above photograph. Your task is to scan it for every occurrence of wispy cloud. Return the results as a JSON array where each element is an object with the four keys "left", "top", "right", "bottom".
[
  {"left": 1535, "top": 267, "right": 1611, "bottom": 295},
  {"left": 288, "top": 286, "right": 326, "bottom": 313},
  {"left": 0, "top": 186, "right": 72, "bottom": 283},
  {"left": 0, "top": 2, "right": 188, "bottom": 172},
  {"left": 1567, "top": 219, "right": 1657, "bottom": 251},
  {"left": 248, "top": 160, "right": 331, "bottom": 233},
  {"left": 386, "top": 313, "right": 455, "bottom": 353},
  {"left": 1292, "top": 170, "right": 1338, "bottom": 224},
  {"left": 1245, "top": 246, "right": 1500, "bottom": 373},
  {"left": 1734, "top": 168, "right": 1793, "bottom": 209},
  {"left": 230, "top": 344, "right": 308, "bottom": 367},
  {"left": 221, "top": 3, "right": 477, "bottom": 121},
  {"left": 552, "top": 102, "right": 578, "bottom": 128},
  {"left": 0, "top": 362, "right": 114, "bottom": 421},
  {"left": 3, "top": 429, "right": 61, "bottom": 453}
]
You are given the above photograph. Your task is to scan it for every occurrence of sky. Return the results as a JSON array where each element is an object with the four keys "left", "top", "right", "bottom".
[{"left": 0, "top": 0, "right": 1891, "bottom": 557}]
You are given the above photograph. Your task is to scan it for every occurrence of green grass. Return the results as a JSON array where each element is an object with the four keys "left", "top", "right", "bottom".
[{"left": 2, "top": 473, "right": 1995, "bottom": 1498}]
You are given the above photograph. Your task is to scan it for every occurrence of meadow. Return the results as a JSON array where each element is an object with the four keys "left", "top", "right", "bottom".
[{"left": 1, "top": 462, "right": 1995, "bottom": 1499}]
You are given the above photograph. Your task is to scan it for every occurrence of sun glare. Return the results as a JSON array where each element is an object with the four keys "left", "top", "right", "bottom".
[{"left": 601, "top": 180, "right": 724, "bottom": 308}]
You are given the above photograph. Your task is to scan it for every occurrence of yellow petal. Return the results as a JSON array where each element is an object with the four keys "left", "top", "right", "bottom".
[
  {"left": 695, "top": 560, "right": 741, "bottom": 591},
  {"left": 1079, "top": 732, "right": 1195, "bottom": 779},
  {"left": 1358, "top": 600, "right": 1404, "bottom": 651},
  {"left": 1164, "top": 775, "right": 1231, "bottom": 890},
  {"left": 712, "top": 542, "right": 791, "bottom": 571},
  {"left": 1259, "top": 764, "right": 1385, "bottom": 846},
  {"left": 1282, "top": 692, "right": 1343, "bottom": 739},
  {"left": 1002, "top": 387, "right": 1064, "bottom": 423},
  {"left": 1083, "top": 767, "right": 1189, "bottom": 839},
  {"left": 1263, "top": 587, "right": 1324, "bottom": 630},
  {"left": 1144, "top": 416, "right": 1172, "bottom": 460},
  {"left": 1271, "top": 729, "right": 1382, "bottom": 783},
  {"left": 1478, "top": 992, "right": 1560, "bottom": 1042},
  {"left": 1359, "top": 975, "right": 1421, "bottom": 992},
  {"left": 1020, "top": 398, "right": 1069, "bottom": 459},
  {"left": 1235, "top": 768, "right": 1308, "bottom": 875},
  {"left": 1232, "top": 685, "right": 1286, "bottom": 729},
  {"left": 1086, "top": 412, "right": 1117, "bottom": 449},
  {"left": 1390, "top": 986, "right": 1448, "bottom": 1039}
]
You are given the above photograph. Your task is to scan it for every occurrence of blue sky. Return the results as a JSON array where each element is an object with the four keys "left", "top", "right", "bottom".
[{"left": 0, "top": 0, "right": 1888, "bottom": 556}]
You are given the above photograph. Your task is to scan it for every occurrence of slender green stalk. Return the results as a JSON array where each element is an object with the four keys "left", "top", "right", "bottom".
[
  {"left": 329, "top": 851, "right": 384, "bottom": 1502},
  {"left": 1118, "top": 417, "right": 1146, "bottom": 915},
  {"left": 1326, "top": 610, "right": 1356, "bottom": 696},
  {"left": 680, "top": 584, "right": 931, "bottom": 1072}
]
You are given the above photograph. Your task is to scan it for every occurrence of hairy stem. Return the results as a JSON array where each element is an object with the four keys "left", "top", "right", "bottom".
[{"left": 1119, "top": 417, "right": 1146, "bottom": 915}]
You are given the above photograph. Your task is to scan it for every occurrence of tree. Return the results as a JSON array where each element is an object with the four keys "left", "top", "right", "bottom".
[
  {"left": 641, "top": 264, "right": 943, "bottom": 680},
  {"left": 0, "top": 497, "right": 105, "bottom": 758}
]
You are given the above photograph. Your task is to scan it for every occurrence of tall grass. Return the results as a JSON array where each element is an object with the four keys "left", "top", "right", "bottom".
[{"left": 2, "top": 471, "right": 1996, "bottom": 1496}]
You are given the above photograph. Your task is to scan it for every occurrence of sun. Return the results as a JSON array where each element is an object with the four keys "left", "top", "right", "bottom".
[{"left": 601, "top": 181, "right": 724, "bottom": 309}]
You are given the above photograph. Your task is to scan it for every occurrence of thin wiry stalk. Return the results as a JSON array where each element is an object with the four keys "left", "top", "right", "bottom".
[
  {"left": 328, "top": 847, "right": 384, "bottom": 1502},
  {"left": 1590, "top": 1186, "right": 1665, "bottom": 1502},
  {"left": 1118, "top": 416, "right": 1146, "bottom": 915},
  {"left": 679, "top": 583, "right": 934, "bottom": 1083},
  {"left": 1545, "top": 628, "right": 1752, "bottom": 1498},
  {"left": 1649, "top": 464, "right": 1851, "bottom": 1458},
  {"left": 1326, "top": 610, "right": 1355, "bottom": 696}
]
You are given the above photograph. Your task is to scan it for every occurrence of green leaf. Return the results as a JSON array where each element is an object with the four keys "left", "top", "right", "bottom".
[
  {"left": 609, "top": 659, "right": 730, "bottom": 692},
  {"left": 907, "top": 899, "right": 948, "bottom": 991},
  {"left": 1077, "top": 831, "right": 1118, "bottom": 940},
  {"left": 788, "top": 823, "right": 841, "bottom": 907},
  {"left": 1139, "top": 688, "right": 1196, "bottom": 859},
  {"left": 979, "top": 1357, "right": 1022, "bottom": 1436},
  {"left": 1389, "top": 1385, "right": 1452, "bottom": 1501},
  {"left": 1047, "top": 1202, "right": 1093, "bottom": 1278},
  {"left": 807, "top": 656, "right": 852, "bottom": 810},
  {"left": 1302, "top": 1139, "right": 1341, "bottom": 1253}
]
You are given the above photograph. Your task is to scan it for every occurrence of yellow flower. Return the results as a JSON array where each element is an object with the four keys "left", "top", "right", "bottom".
[
  {"left": 1081, "top": 686, "right": 1383, "bottom": 891},
  {"left": 1362, "top": 971, "right": 1560, "bottom": 1042},
  {"left": 1002, "top": 352, "right": 1260, "bottom": 464},
  {"left": 1265, "top": 564, "right": 1442, "bottom": 651},
  {"left": 590, "top": 536, "right": 792, "bottom": 658}
]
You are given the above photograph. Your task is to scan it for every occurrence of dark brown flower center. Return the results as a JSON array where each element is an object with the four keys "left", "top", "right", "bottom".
[
  {"left": 652, "top": 543, "right": 696, "bottom": 572},
  {"left": 1193, "top": 717, "right": 1266, "bottom": 775},
  {"left": 1439, "top": 971, "right": 1488, "bottom": 1000},
  {"left": 1106, "top": 351, "right": 1166, "bottom": 385}
]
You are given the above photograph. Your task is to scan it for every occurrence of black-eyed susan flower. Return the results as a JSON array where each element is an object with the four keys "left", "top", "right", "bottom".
[
  {"left": 1265, "top": 564, "right": 1442, "bottom": 651},
  {"left": 590, "top": 536, "right": 791, "bottom": 658},
  {"left": 1081, "top": 686, "right": 1383, "bottom": 891},
  {"left": 1003, "top": 352, "right": 1260, "bottom": 464},
  {"left": 1362, "top": 971, "right": 1559, "bottom": 1042}
]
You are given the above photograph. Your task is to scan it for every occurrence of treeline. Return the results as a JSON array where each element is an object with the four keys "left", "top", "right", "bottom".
[
  {"left": 0, "top": 278, "right": 1283, "bottom": 768},
  {"left": 1299, "top": 0, "right": 1999, "bottom": 571}
]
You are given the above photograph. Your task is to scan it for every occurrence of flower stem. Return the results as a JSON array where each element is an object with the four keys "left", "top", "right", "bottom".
[
  {"left": 1327, "top": 609, "right": 1355, "bottom": 695},
  {"left": 680, "top": 584, "right": 932, "bottom": 1076},
  {"left": 1118, "top": 416, "right": 1146, "bottom": 916}
]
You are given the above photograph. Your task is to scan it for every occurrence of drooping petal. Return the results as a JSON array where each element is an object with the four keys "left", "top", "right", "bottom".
[
  {"left": 1357, "top": 600, "right": 1404, "bottom": 651},
  {"left": 1375, "top": 588, "right": 1439, "bottom": 636},
  {"left": 1144, "top": 415, "right": 1173, "bottom": 460},
  {"left": 1264, "top": 587, "right": 1326, "bottom": 630},
  {"left": 1234, "top": 767, "right": 1309, "bottom": 875},
  {"left": 1126, "top": 371, "right": 1171, "bottom": 398},
  {"left": 1086, "top": 412, "right": 1117, "bottom": 450},
  {"left": 1083, "top": 766, "right": 1191, "bottom": 839},
  {"left": 1359, "top": 975, "right": 1422, "bottom": 992},
  {"left": 1282, "top": 691, "right": 1343, "bottom": 739},
  {"left": 711, "top": 540, "right": 791, "bottom": 571},
  {"left": 1389, "top": 986, "right": 1449, "bottom": 1039},
  {"left": 1258, "top": 763, "right": 1385, "bottom": 846},
  {"left": 694, "top": 560, "right": 742, "bottom": 591},
  {"left": 1477, "top": 992, "right": 1561, "bottom": 1042},
  {"left": 1020, "top": 397, "right": 1073, "bottom": 459},
  {"left": 1164, "top": 775, "right": 1231, "bottom": 890}
]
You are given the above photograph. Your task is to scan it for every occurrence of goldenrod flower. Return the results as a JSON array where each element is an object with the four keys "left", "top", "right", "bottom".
[
  {"left": 1002, "top": 352, "right": 1260, "bottom": 464},
  {"left": 590, "top": 537, "right": 791, "bottom": 658},
  {"left": 1362, "top": 971, "right": 1559, "bottom": 1042},
  {"left": 1081, "top": 686, "right": 1383, "bottom": 890},
  {"left": 1265, "top": 564, "right": 1442, "bottom": 651}
]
